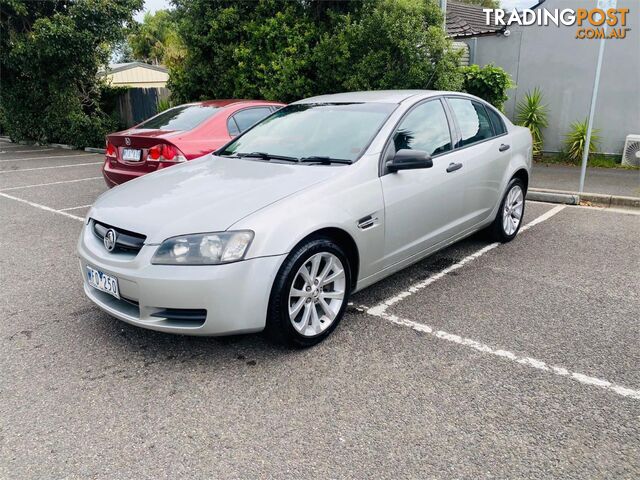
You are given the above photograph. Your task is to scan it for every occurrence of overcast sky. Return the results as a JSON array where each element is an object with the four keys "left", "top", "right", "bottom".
[
  {"left": 134, "top": 0, "right": 541, "bottom": 22},
  {"left": 501, "top": 0, "right": 540, "bottom": 10},
  {"left": 135, "top": 0, "right": 171, "bottom": 21}
]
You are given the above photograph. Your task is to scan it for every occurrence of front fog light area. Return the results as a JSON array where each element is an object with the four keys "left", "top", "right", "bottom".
[{"left": 152, "top": 231, "right": 254, "bottom": 265}]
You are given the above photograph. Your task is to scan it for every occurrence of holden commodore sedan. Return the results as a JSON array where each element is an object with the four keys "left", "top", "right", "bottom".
[
  {"left": 79, "top": 90, "right": 532, "bottom": 347},
  {"left": 103, "top": 99, "right": 283, "bottom": 187}
]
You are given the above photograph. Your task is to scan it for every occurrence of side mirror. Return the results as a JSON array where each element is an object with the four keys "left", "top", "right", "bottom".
[{"left": 386, "top": 149, "right": 433, "bottom": 173}]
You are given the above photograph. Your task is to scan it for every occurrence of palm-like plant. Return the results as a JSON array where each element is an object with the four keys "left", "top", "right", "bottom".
[
  {"left": 516, "top": 87, "right": 548, "bottom": 157},
  {"left": 564, "top": 119, "right": 601, "bottom": 164}
]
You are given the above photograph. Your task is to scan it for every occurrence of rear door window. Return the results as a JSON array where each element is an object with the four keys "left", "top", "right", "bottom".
[
  {"left": 486, "top": 106, "right": 507, "bottom": 135},
  {"left": 137, "top": 105, "right": 220, "bottom": 131},
  {"left": 232, "top": 107, "right": 273, "bottom": 133},
  {"left": 448, "top": 98, "right": 495, "bottom": 147}
]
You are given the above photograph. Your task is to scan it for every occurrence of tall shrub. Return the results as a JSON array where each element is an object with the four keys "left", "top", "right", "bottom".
[
  {"left": 169, "top": 0, "right": 464, "bottom": 103},
  {"left": 313, "top": 0, "right": 463, "bottom": 94},
  {"left": 0, "top": 0, "right": 142, "bottom": 147},
  {"left": 516, "top": 87, "right": 549, "bottom": 156},
  {"left": 461, "top": 64, "right": 513, "bottom": 111}
]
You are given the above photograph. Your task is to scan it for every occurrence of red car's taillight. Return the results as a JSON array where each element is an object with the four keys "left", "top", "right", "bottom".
[
  {"left": 105, "top": 142, "right": 117, "bottom": 158},
  {"left": 147, "top": 143, "right": 186, "bottom": 163},
  {"left": 148, "top": 144, "right": 162, "bottom": 160},
  {"left": 162, "top": 144, "right": 176, "bottom": 160}
]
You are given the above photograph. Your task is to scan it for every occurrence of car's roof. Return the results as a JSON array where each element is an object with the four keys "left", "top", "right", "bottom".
[
  {"left": 190, "top": 99, "right": 282, "bottom": 108},
  {"left": 293, "top": 90, "right": 448, "bottom": 105}
]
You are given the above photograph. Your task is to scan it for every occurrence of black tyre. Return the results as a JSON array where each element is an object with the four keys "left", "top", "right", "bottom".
[
  {"left": 488, "top": 177, "right": 526, "bottom": 243},
  {"left": 266, "top": 236, "right": 351, "bottom": 347}
]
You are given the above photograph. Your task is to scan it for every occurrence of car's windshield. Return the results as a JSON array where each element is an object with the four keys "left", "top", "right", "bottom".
[
  {"left": 136, "top": 104, "right": 220, "bottom": 131},
  {"left": 218, "top": 103, "right": 396, "bottom": 162}
]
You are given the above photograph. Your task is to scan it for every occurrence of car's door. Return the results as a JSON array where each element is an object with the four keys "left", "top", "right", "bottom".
[
  {"left": 380, "top": 98, "right": 468, "bottom": 268},
  {"left": 445, "top": 97, "right": 511, "bottom": 229}
]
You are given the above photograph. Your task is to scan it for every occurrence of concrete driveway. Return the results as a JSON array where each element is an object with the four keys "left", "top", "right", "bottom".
[{"left": 1, "top": 142, "right": 639, "bottom": 479}]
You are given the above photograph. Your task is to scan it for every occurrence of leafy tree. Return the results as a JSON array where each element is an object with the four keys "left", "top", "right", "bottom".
[
  {"left": 128, "top": 9, "right": 185, "bottom": 66},
  {"left": 456, "top": 0, "right": 501, "bottom": 8},
  {"left": 0, "top": 0, "right": 143, "bottom": 147},
  {"left": 112, "top": 39, "right": 135, "bottom": 63},
  {"left": 314, "top": 0, "right": 463, "bottom": 94},
  {"left": 169, "top": 0, "right": 464, "bottom": 103}
]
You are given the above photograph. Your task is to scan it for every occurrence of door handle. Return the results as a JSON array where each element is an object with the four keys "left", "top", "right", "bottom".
[
  {"left": 499, "top": 144, "right": 511, "bottom": 152},
  {"left": 446, "top": 162, "right": 463, "bottom": 173}
]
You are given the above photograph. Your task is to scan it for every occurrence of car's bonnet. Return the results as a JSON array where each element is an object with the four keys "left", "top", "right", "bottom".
[{"left": 90, "top": 156, "right": 340, "bottom": 244}]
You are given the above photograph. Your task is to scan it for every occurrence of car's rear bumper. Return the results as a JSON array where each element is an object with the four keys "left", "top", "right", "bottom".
[
  {"left": 102, "top": 160, "right": 149, "bottom": 187},
  {"left": 78, "top": 221, "right": 286, "bottom": 336}
]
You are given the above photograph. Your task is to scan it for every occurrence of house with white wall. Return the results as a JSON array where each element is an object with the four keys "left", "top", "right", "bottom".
[{"left": 450, "top": 0, "right": 639, "bottom": 154}]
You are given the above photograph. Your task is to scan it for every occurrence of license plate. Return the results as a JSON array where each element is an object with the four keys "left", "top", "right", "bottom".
[
  {"left": 122, "top": 148, "right": 141, "bottom": 162},
  {"left": 86, "top": 266, "right": 120, "bottom": 299}
]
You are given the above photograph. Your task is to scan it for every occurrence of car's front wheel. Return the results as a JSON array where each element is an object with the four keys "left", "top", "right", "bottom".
[
  {"left": 488, "top": 178, "right": 526, "bottom": 242},
  {"left": 266, "top": 237, "right": 351, "bottom": 347}
]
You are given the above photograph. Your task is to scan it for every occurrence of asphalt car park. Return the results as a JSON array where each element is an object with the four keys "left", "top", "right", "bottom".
[{"left": 1, "top": 142, "right": 639, "bottom": 478}]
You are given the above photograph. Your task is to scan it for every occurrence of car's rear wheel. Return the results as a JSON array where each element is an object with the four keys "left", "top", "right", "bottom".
[
  {"left": 488, "top": 178, "right": 526, "bottom": 242},
  {"left": 266, "top": 237, "right": 351, "bottom": 347}
]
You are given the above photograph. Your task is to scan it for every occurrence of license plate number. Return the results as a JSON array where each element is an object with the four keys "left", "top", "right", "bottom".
[
  {"left": 86, "top": 266, "right": 120, "bottom": 299},
  {"left": 122, "top": 148, "right": 141, "bottom": 161}
]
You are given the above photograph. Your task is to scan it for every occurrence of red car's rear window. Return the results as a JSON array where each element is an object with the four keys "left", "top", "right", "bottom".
[{"left": 136, "top": 105, "right": 220, "bottom": 131}]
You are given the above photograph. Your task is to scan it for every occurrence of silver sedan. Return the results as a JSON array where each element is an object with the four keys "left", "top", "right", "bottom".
[{"left": 78, "top": 90, "right": 532, "bottom": 346}]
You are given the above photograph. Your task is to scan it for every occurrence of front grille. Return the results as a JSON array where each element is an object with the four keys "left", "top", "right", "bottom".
[{"left": 92, "top": 219, "right": 146, "bottom": 254}]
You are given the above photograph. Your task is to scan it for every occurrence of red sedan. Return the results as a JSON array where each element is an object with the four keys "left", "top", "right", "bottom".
[{"left": 103, "top": 99, "right": 284, "bottom": 187}]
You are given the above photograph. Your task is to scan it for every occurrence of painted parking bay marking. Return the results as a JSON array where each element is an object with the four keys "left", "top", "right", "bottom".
[
  {"left": 0, "top": 153, "right": 98, "bottom": 163},
  {"left": 0, "top": 176, "right": 103, "bottom": 192},
  {"left": 362, "top": 205, "right": 640, "bottom": 400},
  {"left": 0, "top": 161, "right": 101, "bottom": 173},
  {"left": 0, "top": 191, "right": 84, "bottom": 222}
]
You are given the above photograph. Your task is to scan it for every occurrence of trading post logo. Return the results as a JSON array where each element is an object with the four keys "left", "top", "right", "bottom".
[{"left": 483, "top": 6, "right": 631, "bottom": 40}]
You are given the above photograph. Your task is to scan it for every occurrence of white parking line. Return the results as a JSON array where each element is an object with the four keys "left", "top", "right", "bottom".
[
  {"left": 58, "top": 204, "right": 92, "bottom": 212},
  {"left": 0, "top": 192, "right": 84, "bottom": 222},
  {"left": 0, "top": 153, "right": 97, "bottom": 163},
  {"left": 2, "top": 148, "right": 55, "bottom": 154},
  {"left": 368, "top": 205, "right": 565, "bottom": 317},
  {"left": 369, "top": 313, "right": 640, "bottom": 400},
  {"left": 0, "top": 176, "right": 103, "bottom": 191},
  {"left": 0, "top": 161, "right": 101, "bottom": 173},
  {"left": 362, "top": 204, "right": 640, "bottom": 400}
]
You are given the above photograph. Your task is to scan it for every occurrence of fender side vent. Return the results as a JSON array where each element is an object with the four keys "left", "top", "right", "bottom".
[{"left": 357, "top": 215, "right": 377, "bottom": 230}]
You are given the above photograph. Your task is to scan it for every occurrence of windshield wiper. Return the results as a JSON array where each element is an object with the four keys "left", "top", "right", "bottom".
[
  {"left": 300, "top": 156, "right": 353, "bottom": 165},
  {"left": 237, "top": 152, "right": 299, "bottom": 162}
]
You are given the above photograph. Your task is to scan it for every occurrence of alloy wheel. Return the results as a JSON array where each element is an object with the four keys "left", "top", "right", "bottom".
[
  {"left": 502, "top": 185, "right": 524, "bottom": 236},
  {"left": 288, "top": 252, "right": 346, "bottom": 337}
]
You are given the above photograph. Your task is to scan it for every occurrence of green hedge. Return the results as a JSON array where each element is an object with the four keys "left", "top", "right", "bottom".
[
  {"left": 461, "top": 64, "right": 513, "bottom": 111},
  {"left": 169, "top": 0, "right": 464, "bottom": 103},
  {"left": 0, "top": 0, "right": 142, "bottom": 148}
]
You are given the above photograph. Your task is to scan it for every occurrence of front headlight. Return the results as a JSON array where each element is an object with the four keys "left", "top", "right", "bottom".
[{"left": 151, "top": 231, "right": 254, "bottom": 265}]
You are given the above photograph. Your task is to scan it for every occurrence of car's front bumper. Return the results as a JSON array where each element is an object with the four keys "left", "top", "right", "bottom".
[{"left": 78, "top": 221, "right": 285, "bottom": 336}]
